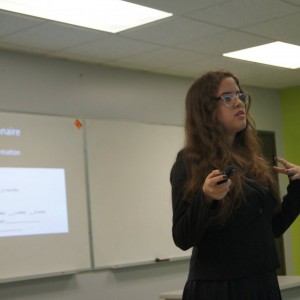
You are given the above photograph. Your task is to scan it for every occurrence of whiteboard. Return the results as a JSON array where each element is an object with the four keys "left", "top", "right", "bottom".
[
  {"left": 0, "top": 112, "right": 91, "bottom": 282},
  {"left": 86, "top": 119, "right": 191, "bottom": 268}
]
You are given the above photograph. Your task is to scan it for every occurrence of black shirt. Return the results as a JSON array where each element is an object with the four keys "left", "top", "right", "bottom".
[{"left": 170, "top": 151, "right": 300, "bottom": 280}]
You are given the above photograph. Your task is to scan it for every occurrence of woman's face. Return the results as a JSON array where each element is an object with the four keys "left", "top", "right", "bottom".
[{"left": 215, "top": 77, "right": 247, "bottom": 143}]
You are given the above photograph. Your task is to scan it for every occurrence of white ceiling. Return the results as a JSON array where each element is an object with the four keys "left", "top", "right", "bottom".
[{"left": 0, "top": 0, "right": 300, "bottom": 89}]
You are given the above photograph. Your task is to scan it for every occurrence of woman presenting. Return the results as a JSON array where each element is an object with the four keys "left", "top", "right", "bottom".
[{"left": 170, "top": 70, "right": 300, "bottom": 300}]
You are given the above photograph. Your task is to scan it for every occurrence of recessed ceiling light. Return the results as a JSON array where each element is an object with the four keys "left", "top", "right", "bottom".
[
  {"left": 0, "top": 0, "right": 172, "bottom": 33},
  {"left": 223, "top": 41, "right": 300, "bottom": 69}
]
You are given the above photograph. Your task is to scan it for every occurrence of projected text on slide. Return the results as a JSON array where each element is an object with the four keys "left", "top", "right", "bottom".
[{"left": 0, "top": 167, "right": 68, "bottom": 238}]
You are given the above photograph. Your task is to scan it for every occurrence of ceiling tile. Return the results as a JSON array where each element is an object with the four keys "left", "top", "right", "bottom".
[
  {"left": 1, "top": 21, "right": 109, "bottom": 52},
  {"left": 154, "top": 55, "right": 241, "bottom": 76},
  {"left": 120, "top": 16, "right": 226, "bottom": 46},
  {"left": 282, "top": 0, "right": 300, "bottom": 7},
  {"left": 176, "top": 30, "right": 272, "bottom": 55},
  {"left": 185, "top": 0, "right": 300, "bottom": 29},
  {"left": 113, "top": 47, "right": 207, "bottom": 70},
  {"left": 285, "top": 36, "right": 300, "bottom": 45},
  {"left": 0, "top": 11, "right": 45, "bottom": 37},
  {"left": 126, "top": 0, "right": 232, "bottom": 14},
  {"left": 241, "top": 13, "right": 300, "bottom": 41},
  {"left": 55, "top": 35, "right": 161, "bottom": 61}
]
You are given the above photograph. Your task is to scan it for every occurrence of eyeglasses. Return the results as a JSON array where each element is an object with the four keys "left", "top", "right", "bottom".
[{"left": 215, "top": 92, "right": 249, "bottom": 108}]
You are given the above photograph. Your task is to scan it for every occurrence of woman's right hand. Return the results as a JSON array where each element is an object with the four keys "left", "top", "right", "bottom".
[{"left": 202, "top": 170, "right": 231, "bottom": 201}]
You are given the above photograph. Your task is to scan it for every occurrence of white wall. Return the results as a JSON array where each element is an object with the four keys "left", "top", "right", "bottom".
[
  {"left": 0, "top": 49, "right": 291, "bottom": 300},
  {"left": 0, "top": 49, "right": 189, "bottom": 124}
]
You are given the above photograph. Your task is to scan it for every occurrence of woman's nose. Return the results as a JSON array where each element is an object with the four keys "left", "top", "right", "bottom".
[{"left": 233, "top": 95, "right": 245, "bottom": 107}]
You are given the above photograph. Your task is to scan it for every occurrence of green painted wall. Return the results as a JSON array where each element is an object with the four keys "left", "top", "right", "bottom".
[{"left": 280, "top": 87, "right": 300, "bottom": 274}]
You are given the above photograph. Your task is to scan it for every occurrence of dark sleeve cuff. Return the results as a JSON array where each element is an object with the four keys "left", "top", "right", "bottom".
[{"left": 287, "top": 179, "right": 300, "bottom": 198}]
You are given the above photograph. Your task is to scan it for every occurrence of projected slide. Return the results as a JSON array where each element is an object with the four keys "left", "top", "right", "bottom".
[
  {"left": 0, "top": 167, "right": 68, "bottom": 237},
  {"left": 0, "top": 112, "right": 91, "bottom": 282}
]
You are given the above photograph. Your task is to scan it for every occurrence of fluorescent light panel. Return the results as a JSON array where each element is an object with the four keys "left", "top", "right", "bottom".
[
  {"left": 0, "top": 0, "right": 172, "bottom": 33},
  {"left": 223, "top": 41, "right": 300, "bottom": 69}
]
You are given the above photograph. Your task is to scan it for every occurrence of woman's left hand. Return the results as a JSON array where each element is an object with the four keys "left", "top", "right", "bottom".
[{"left": 273, "top": 157, "right": 300, "bottom": 180}]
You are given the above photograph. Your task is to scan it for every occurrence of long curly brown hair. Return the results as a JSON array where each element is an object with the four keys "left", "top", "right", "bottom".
[{"left": 182, "top": 70, "right": 279, "bottom": 224}]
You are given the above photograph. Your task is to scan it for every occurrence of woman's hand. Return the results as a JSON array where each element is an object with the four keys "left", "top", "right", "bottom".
[
  {"left": 273, "top": 157, "right": 300, "bottom": 180},
  {"left": 202, "top": 170, "right": 231, "bottom": 200}
]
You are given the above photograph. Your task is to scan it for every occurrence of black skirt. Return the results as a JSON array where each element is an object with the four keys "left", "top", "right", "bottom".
[{"left": 182, "top": 272, "right": 282, "bottom": 300}]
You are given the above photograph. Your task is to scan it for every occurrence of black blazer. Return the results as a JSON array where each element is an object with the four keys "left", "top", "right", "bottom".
[{"left": 170, "top": 151, "right": 300, "bottom": 280}]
